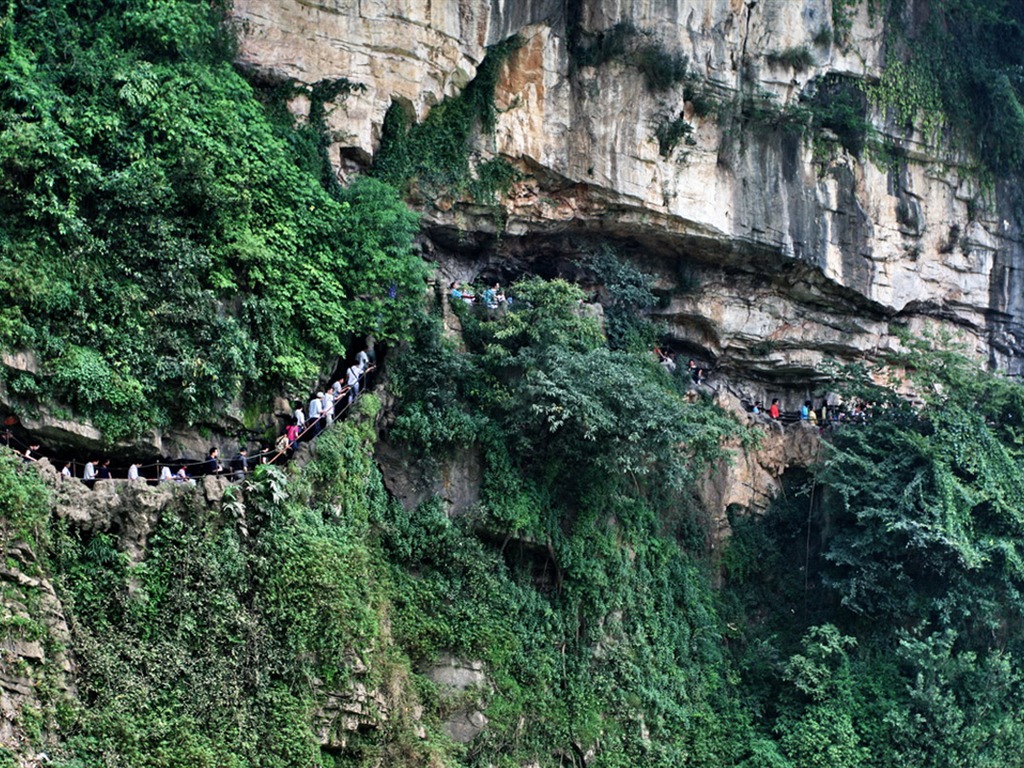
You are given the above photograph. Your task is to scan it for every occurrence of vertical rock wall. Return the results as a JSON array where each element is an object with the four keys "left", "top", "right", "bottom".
[{"left": 230, "top": 0, "right": 1024, "bottom": 380}]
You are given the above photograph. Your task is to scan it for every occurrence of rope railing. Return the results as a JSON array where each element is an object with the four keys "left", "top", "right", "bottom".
[{"left": 6, "top": 363, "right": 376, "bottom": 486}]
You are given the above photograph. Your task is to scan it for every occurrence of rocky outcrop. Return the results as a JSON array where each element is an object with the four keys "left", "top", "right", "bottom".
[
  {"left": 38, "top": 459, "right": 231, "bottom": 564},
  {"left": 230, "top": 0, "right": 560, "bottom": 158},
  {"left": 0, "top": 546, "right": 75, "bottom": 766},
  {"left": 316, "top": 676, "right": 392, "bottom": 749},
  {"left": 699, "top": 409, "right": 824, "bottom": 527},
  {"left": 231, "top": 0, "right": 1024, "bottom": 384},
  {"left": 376, "top": 437, "right": 482, "bottom": 516},
  {"left": 422, "top": 654, "right": 490, "bottom": 743}
]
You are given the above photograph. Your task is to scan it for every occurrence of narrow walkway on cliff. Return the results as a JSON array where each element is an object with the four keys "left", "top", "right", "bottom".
[{"left": 4, "top": 361, "right": 378, "bottom": 486}]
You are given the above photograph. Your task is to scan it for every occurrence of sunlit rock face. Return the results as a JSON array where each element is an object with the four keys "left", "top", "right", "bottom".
[{"left": 231, "top": 0, "right": 1024, "bottom": 387}]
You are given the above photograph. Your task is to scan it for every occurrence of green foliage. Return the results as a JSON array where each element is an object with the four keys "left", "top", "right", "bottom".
[
  {"left": 783, "top": 625, "right": 857, "bottom": 702},
  {"left": 480, "top": 277, "right": 604, "bottom": 353},
  {"left": 766, "top": 47, "right": 816, "bottom": 72},
  {"left": 868, "top": 58, "right": 944, "bottom": 141},
  {"left": 378, "top": 272, "right": 758, "bottom": 765},
  {"left": 49, "top": 414, "right": 420, "bottom": 767},
  {"left": 778, "top": 705, "right": 867, "bottom": 768},
  {"left": 724, "top": 87, "right": 810, "bottom": 137},
  {"left": 386, "top": 314, "right": 483, "bottom": 456},
  {"left": 722, "top": 73, "right": 871, "bottom": 159},
  {"left": 870, "top": 0, "right": 1024, "bottom": 176},
  {"left": 580, "top": 246, "right": 660, "bottom": 351},
  {"left": 468, "top": 156, "right": 523, "bottom": 207},
  {"left": 50, "top": 345, "right": 153, "bottom": 442},
  {"left": 393, "top": 274, "right": 744, "bottom": 502},
  {"left": 653, "top": 114, "right": 694, "bottom": 158},
  {"left": 376, "top": 485, "right": 756, "bottom": 768},
  {"left": 812, "top": 27, "right": 834, "bottom": 48},
  {"left": 570, "top": 21, "right": 692, "bottom": 93},
  {"left": 831, "top": 0, "right": 860, "bottom": 46},
  {"left": 884, "top": 631, "right": 1024, "bottom": 767},
  {"left": 632, "top": 42, "right": 691, "bottom": 92},
  {"left": 684, "top": 82, "right": 717, "bottom": 118},
  {"left": 0, "top": 447, "right": 50, "bottom": 555},
  {"left": 816, "top": 338, "right": 1024, "bottom": 637},
  {"left": 723, "top": 336, "right": 1024, "bottom": 768},
  {"left": 806, "top": 74, "right": 872, "bottom": 156},
  {"left": 389, "top": 272, "right": 774, "bottom": 757},
  {"left": 372, "top": 37, "right": 521, "bottom": 203},
  {"left": 0, "top": 0, "right": 424, "bottom": 440},
  {"left": 569, "top": 21, "right": 637, "bottom": 69}
]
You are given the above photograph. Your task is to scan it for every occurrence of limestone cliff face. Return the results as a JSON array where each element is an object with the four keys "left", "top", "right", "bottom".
[{"left": 231, "top": 0, "right": 1024, "bottom": 396}]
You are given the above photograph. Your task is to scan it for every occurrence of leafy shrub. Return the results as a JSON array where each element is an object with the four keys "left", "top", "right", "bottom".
[
  {"left": 807, "top": 74, "right": 871, "bottom": 156},
  {"left": 570, "top": 21, "right": 638, "bottom": 69},
  {"left": 0, "top": 448, "right": 50, "bottom": 554},
  {"left": 654, "top": 114, "right": 695, "bottom": 157},
  {"left": 51, "top": 346, "right": 153, "bottom": 442},
  {"left": 633, "top": 42, "right": 690, "bottom": 92},
  {"left": 766, "top": 46, "right": 816, "bottom": 71},
  {"left": 373, "top": 37, "right": 521, "bottom": 201},
  {"left": 0, "top": 0, "right": 425, "bottom": 440},
  {"left": 579, "top": 245, "right": 660, "bottom": 350},
  {"left": 685, "top": 82, "right": 718, "bottom": 117},
  {"left": 570, "top": 20, "right": 692, "bottom": 93}
]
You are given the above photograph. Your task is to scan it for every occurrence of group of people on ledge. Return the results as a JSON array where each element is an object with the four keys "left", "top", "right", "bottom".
[
  {"left": 280, "top": 346, "right": 374, "bottom": 453},
  {"left": 450, "top": 281, "right": 509, "bottom": 310},
  {"left": 649, "top": 345, "right": 869, "bottom": 428},
  {"left": 751, "top": 398, "right": 870, "bottom": 426},
  {"left": 10, "top": 344, "right": 376, "bottom": 486},
  {"left": 654, "top": 348, "right": 709, "bottom": 385}
]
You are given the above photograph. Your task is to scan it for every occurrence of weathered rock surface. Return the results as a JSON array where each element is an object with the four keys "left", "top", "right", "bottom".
[
  {"left": 376, "top": 434, "right": 482, "bottom": 516},
  {"left": 0, "top": 533, "right": 76, "bottom": 763},
  {"left": 698, "top": 404, "right": 824, "bottom": 527},
  {"left": 43, "top": 459, "right": 231, "bottom": 563},
  {"left": 231, "top": 0, "right": 1024, "bottom": 384},
  {"left": 315, "top": 679, "right": 391, "bottom": 749},
  {"left": 422, "top": 653, "right": 491, "bottom": 743}
]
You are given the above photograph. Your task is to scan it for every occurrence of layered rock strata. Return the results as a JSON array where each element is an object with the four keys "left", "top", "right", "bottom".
[{"left": 232, "top": 0, "right": 1024, "bottom": 385}]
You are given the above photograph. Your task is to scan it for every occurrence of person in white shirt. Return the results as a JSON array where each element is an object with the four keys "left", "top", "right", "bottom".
[
  {"left": 321, "top": 390, "right": 334, "bottom": 426},
  {"left": 128, "top": 463, "right": 140, "bottom": 481},
  {"left": 309, "top": 393, "right": 324, "bottom": 436},
  {"left": 82, "top": 460, "right": 97, "bottom": 487},
  {"left": 346, "top": 364, "right": 362, "bottom": 404}
]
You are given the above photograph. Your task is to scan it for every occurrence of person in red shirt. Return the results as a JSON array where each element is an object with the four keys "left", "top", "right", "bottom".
[{"left": 769, "top": 398, "right": 781, "bottom": 419}]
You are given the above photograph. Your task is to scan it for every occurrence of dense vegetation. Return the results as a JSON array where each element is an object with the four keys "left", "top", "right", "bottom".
[
  {"left": 0, "top": 0, "right": 426, "bottom": 440},
  {"left": 7, "top": 0, "right": 1024, "bottom": 766},
  {"left": 838, "top": 0, "right": 1024, "bottom": 176},
  {"left": 4, "top": 278, "right": 760, "bottom": 766},
  {"left": 12, "top": 277, "right": 1024, "bottom": 766},
  {"left": 372, "top": 36, "right": 521, "bottom": 207},
  {"left": 723, "top": 336, "right": 1024, "bottom": 768}
]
